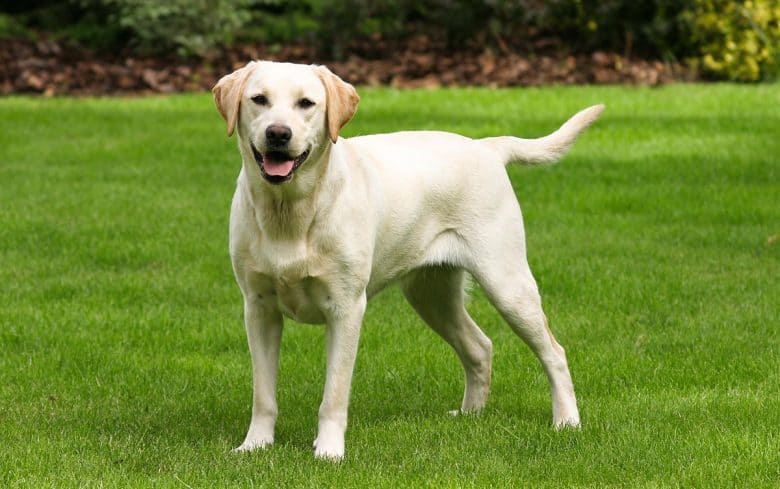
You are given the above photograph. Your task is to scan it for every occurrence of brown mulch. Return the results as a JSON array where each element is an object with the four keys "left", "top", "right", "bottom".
[{"left": 1, "top": 35, "right": 694, "bottom": 96}]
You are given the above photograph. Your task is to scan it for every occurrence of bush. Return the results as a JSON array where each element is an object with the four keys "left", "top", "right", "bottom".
[
  {"left": 242, "top": 0, "right": 688, "bottom": 59},
  {"left": 249, "top": 0, "right": 409, "bottom": 60},
  {"left": 684, "top": 0, "right": 780, "bottom": 81},
  {"left": 84, "top": 0, "right": 255, "bottom": 57},
  {"left": 2, "top": 0, "right": 779, "bottom": 81},
  {"left": 0, "top": 13, "right": 33, "bottom": 40},
  {"left": 526, "top": 0, "right": 693, "bottom": 58}
]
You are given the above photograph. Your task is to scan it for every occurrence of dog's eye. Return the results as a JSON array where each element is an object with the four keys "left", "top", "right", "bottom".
[
  {"left": 251, "top": 94, "right": 268, "bottom": 106},
  {"left": 298, "top": 98, "right": 315, "bottom": 109}
]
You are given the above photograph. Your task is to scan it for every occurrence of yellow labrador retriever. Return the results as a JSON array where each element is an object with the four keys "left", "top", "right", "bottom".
[{"left": 213, "top": 61, "right": 603, "bottom": 460}]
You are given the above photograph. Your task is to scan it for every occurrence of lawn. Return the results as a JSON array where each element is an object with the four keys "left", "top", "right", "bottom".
[{"left": 0, "top": 84, "right": 778, "bottom": 487}]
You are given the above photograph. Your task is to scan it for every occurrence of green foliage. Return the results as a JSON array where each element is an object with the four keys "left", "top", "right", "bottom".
[
  {"left": 243, "top": 1, "right": 693, "bottom": 59},
  {"left": 525, "top": 1, "right": 692, "bottom": 58},
  {"left": 242, "top": 0, "right": 678, "bottom": 58},
  {"left": 3, "top": 0, "right": 780, "bottom": 81},
  {"left": 0, "top": 13, "right": 32, "bottom": 40},
  {"left": 84, "top": 0, "right": 255, "bottom": 57},
  {"left": 684, "top": 0, "right": 780, "bottom": 81},
  {"left": 240, "top": 0, "right": 318, "bottom": 49},
  {"left": 1, "top": 1, "right": 119, "bottom": 47},
  {"left": 307, "top": 0, "right": 407, "bottom": 58}
]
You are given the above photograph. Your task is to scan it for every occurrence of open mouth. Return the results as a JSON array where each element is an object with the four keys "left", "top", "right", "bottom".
[{"left": 250, "top": 143, "right": 310, "bottom": 184}]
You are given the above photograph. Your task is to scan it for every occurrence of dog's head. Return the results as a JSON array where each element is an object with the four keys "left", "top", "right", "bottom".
[{"left": 213, "top": 61, "right": 359, "bottom": 185}]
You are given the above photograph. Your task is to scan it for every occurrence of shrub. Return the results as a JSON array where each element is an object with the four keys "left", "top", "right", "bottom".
[
  {"left": 243, "top": 1, "right": 687, "bottom": 59},
  {"left": 0, "top": 13, "right": 33, "bottom": 40},
  {"left": 3, "top": 0, "right": 780, "bottom": 82},
  {"left": 684, "top": 0, "right": 780, "bottom": 81},
  {"left": 508, "top": 0, "right": 694, "bottom": 59},
  {"left": 85, "top": 0, "right": 255, "bottom": 57}
]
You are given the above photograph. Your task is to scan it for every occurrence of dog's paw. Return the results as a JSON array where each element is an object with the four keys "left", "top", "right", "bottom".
[
  {"left": 553, "top": 415, "right": 581, "bottom": 431},
  {"left": 448, "top": 406, "right": 484, "bottom": 417},
  {"left": 313, "top": 419, "right": 346, "bottom": 461},
  {"left": 313, "top": 436, "right": 345, "bottom": 461},
  {"left": 232, "top": 419, "right": 276, "bottom": 453},
  {"left": 231, "top": 437, "right": 273, "bottom": 453}
]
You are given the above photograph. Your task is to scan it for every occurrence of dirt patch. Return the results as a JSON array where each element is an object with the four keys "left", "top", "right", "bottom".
[{"left": 1, "top": 35, "right": 694, "bottom": 96}]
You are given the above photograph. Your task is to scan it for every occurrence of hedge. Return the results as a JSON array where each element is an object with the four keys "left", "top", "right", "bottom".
[{"left": 3, "top": 0, "right": 779, "bottom": 81}]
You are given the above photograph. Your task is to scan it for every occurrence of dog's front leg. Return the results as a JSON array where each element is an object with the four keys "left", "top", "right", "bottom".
[
  {"left": 234, "top": 295, "right": 283, "bottom": 452},
  {"left": 314, "top": 293, "right": 367, "bottom": 461}
]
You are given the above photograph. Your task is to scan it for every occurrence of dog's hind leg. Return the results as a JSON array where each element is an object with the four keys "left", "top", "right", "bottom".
[
  {"left": 401, "top": 266, "right": 493, "bottom": 413},
  {"left": 470, "top": 252, "right": 580, "bottom": 429}
]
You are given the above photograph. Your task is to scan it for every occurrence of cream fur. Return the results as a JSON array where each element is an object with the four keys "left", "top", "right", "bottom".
[{"left": 213, "top": 61, "right": 604, "bottom": 460}]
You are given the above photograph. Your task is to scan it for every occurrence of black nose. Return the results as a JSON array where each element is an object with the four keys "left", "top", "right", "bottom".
[{"left": 265, "top": 124, "right": 292, "bottom": 146}]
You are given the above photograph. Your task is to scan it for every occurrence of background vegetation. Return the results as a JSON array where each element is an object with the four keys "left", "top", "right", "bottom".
[{"left": 2, "top": 0, "right": 779, "bottom": 81}]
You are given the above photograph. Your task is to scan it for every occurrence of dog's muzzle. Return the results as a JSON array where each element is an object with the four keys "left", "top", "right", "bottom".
[{"left": 250, "top": 142, "right": 310, "bottom": 184}]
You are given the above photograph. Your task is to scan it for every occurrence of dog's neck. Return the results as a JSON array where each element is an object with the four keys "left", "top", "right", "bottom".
[{"left": 238, "top": 141, "right": 342, "bottom": 239}]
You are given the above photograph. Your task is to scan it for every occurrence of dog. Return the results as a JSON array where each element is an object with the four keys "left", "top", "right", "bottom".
[{"left": 213, "top": 61, "right": 603, "bottom": 460}]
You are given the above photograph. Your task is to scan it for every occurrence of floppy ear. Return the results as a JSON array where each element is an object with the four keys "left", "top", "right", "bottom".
[
  {"left": 315, "top": 65, "right": 360, "bottom": 143},
  {"left": 212, "top": 63, "right": 255, "bottom": 137}
]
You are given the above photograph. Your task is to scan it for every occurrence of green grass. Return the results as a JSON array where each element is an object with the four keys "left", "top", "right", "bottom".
[{"left": 1, "top": 84, "right": 778, "bottom": 487}]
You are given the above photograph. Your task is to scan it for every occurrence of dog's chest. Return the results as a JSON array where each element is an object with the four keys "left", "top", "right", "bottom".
[{"left": 247, "top": 237, "right": 332, "bottom": 324}]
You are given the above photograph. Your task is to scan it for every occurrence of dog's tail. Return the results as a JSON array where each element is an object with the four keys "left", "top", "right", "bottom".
[{"left": 481, "top": 104, "right": 604, "bottom": 167}]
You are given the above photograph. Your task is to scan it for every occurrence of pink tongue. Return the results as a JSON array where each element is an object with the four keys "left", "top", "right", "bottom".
[{"left": 262, "top": 156, "right": 295, "bottom": 177}]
